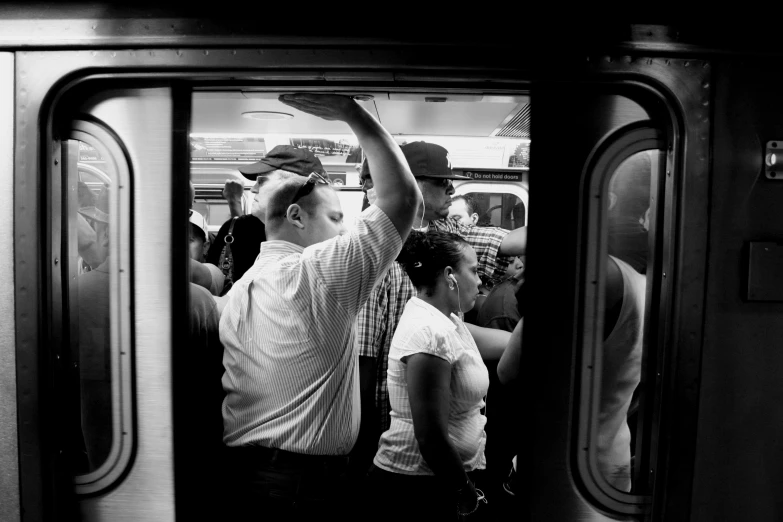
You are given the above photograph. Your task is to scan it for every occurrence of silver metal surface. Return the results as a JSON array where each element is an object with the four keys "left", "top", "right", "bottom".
[
  {"left": 764, "top": 141, "right": 783, "bottom": 180},
  {"left": 0, "top": 50, "right": 20, "bottom": 522},
  {"left": 75, "top": 89, "right": 175, "bottom": 521}
]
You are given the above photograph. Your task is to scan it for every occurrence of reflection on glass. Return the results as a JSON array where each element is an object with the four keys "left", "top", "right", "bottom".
[
  {"left": 598, "top": 151, "right": 652, "bottom": 492},
  {"left": 73, "top": 143, "right": 115, "bottom": 474}
]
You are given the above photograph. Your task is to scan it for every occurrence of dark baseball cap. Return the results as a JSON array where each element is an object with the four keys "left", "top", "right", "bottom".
[
  {"left": 401, "top": 142, "right": 471, "bottom": 180},
  {"left": 238, "top": 145, "right": 327, "bottom": 180}
]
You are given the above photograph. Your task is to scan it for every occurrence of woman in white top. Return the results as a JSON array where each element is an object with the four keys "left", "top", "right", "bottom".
[{"left": 368, "top": 230, "right": 510, "bottom": 521}]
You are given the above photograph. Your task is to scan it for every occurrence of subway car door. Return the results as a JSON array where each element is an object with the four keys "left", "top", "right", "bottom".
[
  {"left": 518, "top": 60, "right": 711, "bottom": 522},
  {"left": 41, "top": 83, "right": 189, "bottom": 521}
]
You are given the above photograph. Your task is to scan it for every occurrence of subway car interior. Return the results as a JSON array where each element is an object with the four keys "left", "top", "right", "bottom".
[{"left": 1, "top": 8, "right": 783, "bottom": 522}]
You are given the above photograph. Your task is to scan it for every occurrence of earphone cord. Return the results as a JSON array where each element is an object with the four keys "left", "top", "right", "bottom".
[
  {"left": 455, "top": 279, "right": 464, "bottom": 320},
  {"left": 419, "top": 200, "right": 426, "bottom": 229}
]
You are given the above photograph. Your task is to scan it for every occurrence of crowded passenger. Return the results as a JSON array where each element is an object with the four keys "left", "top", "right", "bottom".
[
  {"left": 205, "top": 146, "right": 327, "bottom": 295},
  {"left": 477, "top": 255, "right": 526, "bottom": 332},
  {"left": 76, "top": 187, "right": 112, "bottom": 471},
  {"left": 368, "top": 230, "right": 507, "bottom": 521},
  {"left": 76, "top": 181, "right": 108, "bottom": 273},
  {"left": 219, "top": 93, "right": 420, "bottom": 519},
  {"left": 355, "top": 141, "right": 527, "bottom": 477},
  {"left": 188, "top": 209, "right": 225, "bottom": 295},
  {"left": 448, "top": 194, "right": 479, "bottom": 226}
]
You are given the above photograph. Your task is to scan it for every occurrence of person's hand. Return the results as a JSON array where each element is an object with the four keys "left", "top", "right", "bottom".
[
  {"left": 223, "top": 179, "right": 244, "bottom": 203},
  {"left": 223, "top": 179, "right": 245, "bottom": 201},
  {"left": 278, "top": 93, "right": 362, "bottom": 123},
  {"left": 456, "top": 479, "right": 479, "bottom": 518}
]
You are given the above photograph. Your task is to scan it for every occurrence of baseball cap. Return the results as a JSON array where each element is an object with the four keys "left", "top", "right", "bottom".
[
  {"left": 189, "top": 209, "right": 209, "bottom": 239},
  {"left": 400, "top": 142, "right": 471, "bottom": 180},
  {"left": 238, "top": 145, "right": 327, "bottom": 180}
]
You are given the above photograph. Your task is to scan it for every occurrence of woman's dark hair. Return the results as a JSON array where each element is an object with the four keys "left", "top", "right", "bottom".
[
  {"left": 397, "top": 230, "right": 469, "bottom": 295},
  {"left": 206, "top": 214, "right": 266, "bottom": 281}
]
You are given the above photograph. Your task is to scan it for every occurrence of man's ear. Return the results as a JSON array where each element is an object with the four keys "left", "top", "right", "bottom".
[
  {"left": 202, "top": 239, "right": 211, "bottom": 257},
  {"left": 470, "top": 213, "right": 479, "bottom": 226},
  {"left": 286, "top": 204, "right": 305, "bottom": 229}
]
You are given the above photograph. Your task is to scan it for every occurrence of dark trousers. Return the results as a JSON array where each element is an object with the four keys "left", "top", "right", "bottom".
[
  {"left": 226, "top": 445, "right": 352, "bottom": 521},
  {"left": 364, "top": 465, "right": 487, "bottom": 522}
]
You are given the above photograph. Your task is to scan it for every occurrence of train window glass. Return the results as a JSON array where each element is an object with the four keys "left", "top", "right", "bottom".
[
  {"left": 459, "top": 192, "right": 525, "bottom": 229},
  {"left": 66, "top": 122, "right": 134, "bottom": 495},
  {"left": 578, "top": 127, "right": 667, "bottom": 511}
]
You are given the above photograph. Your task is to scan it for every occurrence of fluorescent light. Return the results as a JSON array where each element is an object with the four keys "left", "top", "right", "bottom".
[{"left": 241, "top": 111, "right": 294, "bottom": 120}]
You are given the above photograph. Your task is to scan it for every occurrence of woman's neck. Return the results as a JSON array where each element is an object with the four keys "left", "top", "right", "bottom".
[{"left": 417, "top": 291, "right": 456, "bottom": 319}]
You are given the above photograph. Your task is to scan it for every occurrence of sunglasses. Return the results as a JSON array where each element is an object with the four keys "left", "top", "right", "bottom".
[{"left": 291, "top": 171, "right": 330, "bottom": 204}]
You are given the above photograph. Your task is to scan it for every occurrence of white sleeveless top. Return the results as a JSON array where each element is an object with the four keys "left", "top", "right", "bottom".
[
  {"left": 598, "top": 256, "right": 646, "bottom": 492},
  {"left": 373, "top": 297, "right": 490, "bottom": 475}
]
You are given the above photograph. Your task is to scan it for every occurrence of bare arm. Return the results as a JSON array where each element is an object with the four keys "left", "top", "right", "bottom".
[
  {"left": 223, "top": 179, "right": 244, "bottom": 218},
  {"left": 279, "top": 94, "right": 421, "bottom": 240},
  {"left": 498, "top": 226, "right": 527, "bottom": 256},
  {"left": 497, "top": 319, "right": 524, "bottom": 385},
  {"left": 190, "top": 258, "right": 213, "bottom": 291},
  {"left": 407, "top": 353, "right": 478, "bottom": 514},
  {"left": 465, "top": 323, "right": 512, "bottom": 361}
]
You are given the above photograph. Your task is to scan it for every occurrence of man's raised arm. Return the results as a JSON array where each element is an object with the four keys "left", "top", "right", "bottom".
[{"left": 279, "top": 94, "right": 421, "bottom": 240}]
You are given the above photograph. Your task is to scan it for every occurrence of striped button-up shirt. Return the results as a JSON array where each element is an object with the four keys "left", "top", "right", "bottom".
[
  {"left": 220, "top": 205, "right": 402, "bottom": 455},
  {"left": 356, "top": 219, "right": 512, "bottom": 433}
]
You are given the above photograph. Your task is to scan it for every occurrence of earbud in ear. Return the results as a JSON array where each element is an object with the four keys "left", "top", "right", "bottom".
[{"left": 449, "top": 274, "right": 458, "bottom": 284}]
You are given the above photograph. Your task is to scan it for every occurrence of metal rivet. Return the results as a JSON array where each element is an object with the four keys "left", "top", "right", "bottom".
[
  {"left": 662, "top": 272, "right": 666, "bottom": 277},
  {"left": 54, "top": 258, "right": 58, "bottom": 265},
  {"left": 53, "top": 158, "right": 58, "bottom": 165}
]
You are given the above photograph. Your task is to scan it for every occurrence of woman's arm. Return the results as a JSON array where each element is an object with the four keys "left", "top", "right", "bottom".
[
  {"left": 497, "top": 319, "right": 523, "bottom": 385},
  {"left": 465, "top": 323, "right": 512, "bottom": 361},
  {"left": 407, "top": 353, "right": 478, "bottom": 514}
]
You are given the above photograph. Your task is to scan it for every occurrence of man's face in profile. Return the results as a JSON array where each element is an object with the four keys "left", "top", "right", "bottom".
[{"left": 448, "top": 197, "right": 477, "bottom": 226}]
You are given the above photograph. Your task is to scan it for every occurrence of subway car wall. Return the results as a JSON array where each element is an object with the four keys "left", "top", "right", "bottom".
[{"left": 2, "top": 12, "right": 783, "bottom": 522}]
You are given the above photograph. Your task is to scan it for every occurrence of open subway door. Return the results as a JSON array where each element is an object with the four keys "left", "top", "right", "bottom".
[
  {"left": 47, "top": 85, "right": 183, "bottom": 521},
  {"left": 519, "top": 59, "right": 711, "bottom": 521}
]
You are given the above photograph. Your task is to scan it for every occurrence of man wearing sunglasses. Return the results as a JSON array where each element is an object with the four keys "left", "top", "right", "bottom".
[{"left": 219, "top": 94, "right": 421, "bottom": 519}]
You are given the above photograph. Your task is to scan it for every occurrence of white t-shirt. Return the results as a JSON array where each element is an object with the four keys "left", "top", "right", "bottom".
[{"left": 374, "top": 297, "right": 490, "bottom": 475}]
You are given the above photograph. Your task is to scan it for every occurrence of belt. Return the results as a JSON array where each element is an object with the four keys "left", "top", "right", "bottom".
[{"left": 229, "top": 444, "right": 350, "bottom": 471}]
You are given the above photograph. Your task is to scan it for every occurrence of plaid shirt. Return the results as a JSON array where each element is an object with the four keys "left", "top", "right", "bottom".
[{"left": 356, "top": 218, "right": 512, "bottom": 433}]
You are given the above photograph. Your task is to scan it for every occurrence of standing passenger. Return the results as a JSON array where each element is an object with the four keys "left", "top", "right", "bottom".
[
  {"left": 356, "top": 142, "right": 528, "bottom": 460},
  {"left": 368, "top": 231, "right": 494, "bottom": 521},
  {"left": 206, "top": 147, "right": 327, "bottom": 292},
  {"left": 448, "top": 194, "right": 479, "bottom": 226},
  {"left": 219, "top": 94, "right": 421, "bottom": 519}
]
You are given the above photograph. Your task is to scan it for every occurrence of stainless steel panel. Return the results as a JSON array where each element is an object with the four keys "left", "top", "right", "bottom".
[
  {"left": 76, "top": 88, "right": 175, "bottom": 522},
  {"left": 0, "top": 51, "right": 20, "bottom": 522}
]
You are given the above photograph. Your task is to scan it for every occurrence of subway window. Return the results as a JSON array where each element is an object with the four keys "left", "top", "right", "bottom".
[
  {"left": 577, "top": 126, "right": 668, "bottom": 512},
  {"left": 66, "top": 121, "right": 134, "bottom": 495}
]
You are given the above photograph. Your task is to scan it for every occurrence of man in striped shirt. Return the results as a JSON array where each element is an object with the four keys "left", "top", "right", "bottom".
[
  {"left": 354, "top": 142, "right": 529, "bottom": 470},
  {"left": 219, "top": 94, "right": 421, "bottom": 518}
]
